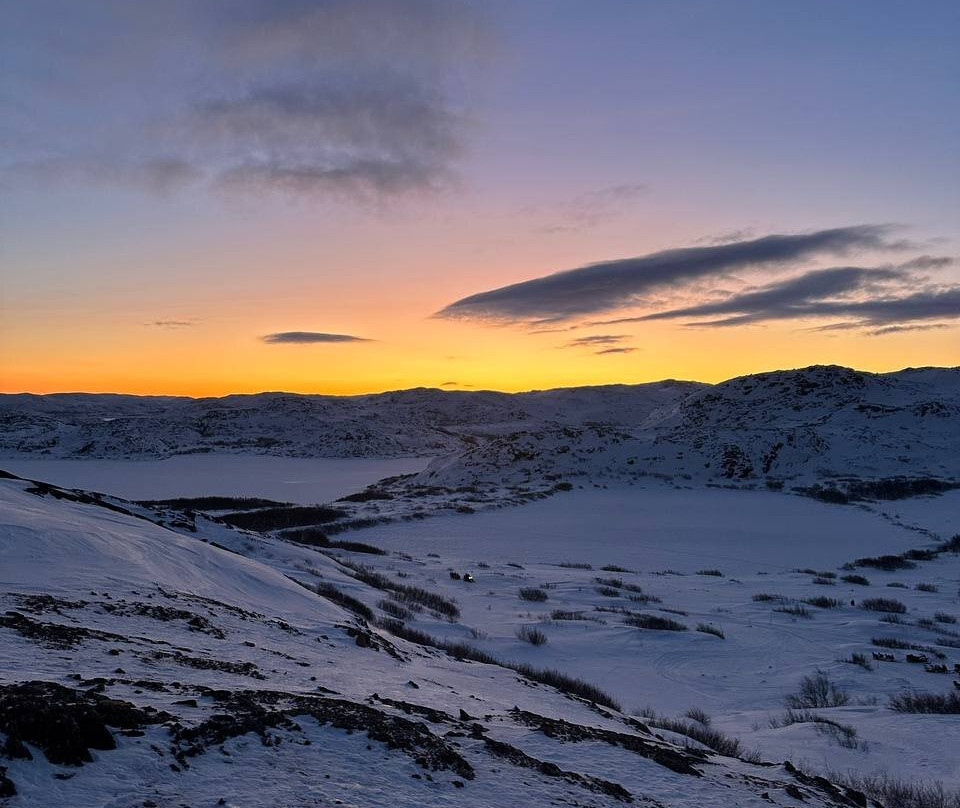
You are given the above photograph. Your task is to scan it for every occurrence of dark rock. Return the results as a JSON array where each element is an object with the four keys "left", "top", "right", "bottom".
[{"left": 0, "top": 681, "right": 169, "bottom": 773}]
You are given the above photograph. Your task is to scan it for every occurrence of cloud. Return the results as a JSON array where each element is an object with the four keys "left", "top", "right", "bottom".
[
  {"left": 10, "top": 159, "right": 201, "bottom": 194},
  {"left": 561, "top": 334, "right": 630, "bottom": 348},
  {"left": 147, "top": 319, "right": 195, "bottom": 328},
  {"left": 535, "top": 183, "right": 647, "bottom": 234},
  {"left": 595, "top": 347, "right": 637, "bottom": 355},
  {"left": 629, "top": 266, "right": 908, "bottom": 324},
  {"left": 650, "top": 275, "right": 960, "bottom": 331},
  {"left": 3, "top": 0, "right": 487, "bottom": 201},
  {"left": 261, "top": 331, "right": 371, "bottom": 344},
  {"left": 189, "top": 73, "right": 462, "bottom": 197},
  {"left": 693, "top": 228, "right": 756, "bottom": 245},
  {"left": 867, "top": 323, "right": 953, "bottom": 336},
  {"left": 435, "top": 225, "right": 904, "bottom": 324}
]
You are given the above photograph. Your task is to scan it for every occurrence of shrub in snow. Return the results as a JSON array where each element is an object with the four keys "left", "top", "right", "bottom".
[{"left": 784, "top": 672, "right": 848, "bottom": 709}]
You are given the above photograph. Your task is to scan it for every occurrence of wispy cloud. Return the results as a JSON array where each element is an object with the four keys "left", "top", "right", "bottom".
[
  {"left": 535, "top": 183, "right": 647, "bottom": 234},
  {"left": 4, "top": 0, "right": 488, "bottom": 201},
  {"left": 147, "top": 319, "right": 196, "bottom": 329},
  {"left": 867, "top": 323, "right": 953, "bottom": 336},
  {"left": 627, "top": 266, "right": 909, "bottom": 324},
  {"left": 631, "top": 263, "right": 960, "bottom": 332},
  {"left": 261, "top": 331, "right": 371, "bottom": 344},
  {"left": 560, "top": 334, "right": 630, "bottom": 348},
  {"left": 595, "top": 347, "right": 637, "bottom": 355},
  {"left": 436, "top": 225, "right": 905, "bottom": 324}
]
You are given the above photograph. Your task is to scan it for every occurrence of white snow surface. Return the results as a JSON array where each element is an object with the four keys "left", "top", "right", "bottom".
[
  {"left": 2, "top": 363, "right": 959, "bottom": 806},
  {"left": 0, "top": 455, "right": 430, "bottom": 504},
  {"left": 2, "top": 475, "right": 939, "bottom": 807}
]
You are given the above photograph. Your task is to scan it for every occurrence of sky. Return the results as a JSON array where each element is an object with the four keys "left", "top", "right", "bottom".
[{"left": 1, "top": 0, "right": 958, "bottom": 396}]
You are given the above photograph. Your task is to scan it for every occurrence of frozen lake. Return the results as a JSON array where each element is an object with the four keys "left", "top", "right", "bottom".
[
  {"left": 0, "top": 455, "right": 431, "bottom": 504},
  {"left": 358, "top": 486, "right": 934, "bottom": 570}
]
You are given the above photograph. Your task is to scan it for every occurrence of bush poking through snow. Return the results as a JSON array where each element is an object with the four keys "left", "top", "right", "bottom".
[
  {"left": 696, "top": 569, "right": 724, "bottom": 577},
  {"left": 638, "top": 709, "right": 752, "bottom": 759},
  {"left": 346, "top": 564, "right": 461, "bottom": 620},
  {"left": 775, "top": 604, "right": 812, "bottom": 618},
  {"left": 550, "top": 610, "right": 600, "bottom": 622},
  {"left": 872, "top": 637, "right": 946, "bottom": 658},
  {"left": 855, "top": 554, "right": 917, "bottom": 571},
  {"left": 804, "top": 596, "right": 842, "bottom": 608},
  {"left": 842, "top": 652, "right": 873, "bottom": 670},
  {"left": 624, "top": 614, "right": 688, "bottom": 631},
  {"left": 861, "top": 597, "right": 907, "bottom": 614},
  {"left": 518, "top": 587, "right": 548, "bottom": 602},
  {"left": 516, "top": 625, "right": 548, "bottom": 646},
  {"left": 377, "top": 619, "right": 620, "bottom": 710},
  {"left": 822, "top": 770, "right": 960, "bottom": 808},
  {"left": 888, "top": 690, "right": 960, "bottom": 714},
  {"left": 696, "top": 623, "right": 725, "bottom": 639},
  {"left": 313, "top": 582, "right": 374, "bottom": 621},
  {"left": 841, "top": 573, "right": 870, "bottom": 586},
  {"left": 916, "top": 582, "right": 939, "bottom": 593},
  {"left": 768, "top": 710, "right": 862, "bottom": 749},
  {"left": 784, "top": 673, "right": 849, "bottom": 709},
  {"left": 378, "top": 599, "right": 412, "bottom": 620}
]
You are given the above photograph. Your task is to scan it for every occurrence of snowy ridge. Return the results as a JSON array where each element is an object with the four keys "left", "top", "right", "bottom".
[
  {"left": 3, "top": 368, "right": 957, "bottom": 496},
  {"left": 0, "top": 381, "right": 701, "bottom": 460},
  {"left": 395, "top": 366, "right": 960, "bottom": 502},
  {"left": 0, "top": 474, "right": 878, "bottom": 807}
]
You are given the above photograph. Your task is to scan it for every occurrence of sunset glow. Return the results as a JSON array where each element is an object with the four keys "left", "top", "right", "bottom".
[{"left": 2, "top": 1, "right": 958, "bottom": 395}]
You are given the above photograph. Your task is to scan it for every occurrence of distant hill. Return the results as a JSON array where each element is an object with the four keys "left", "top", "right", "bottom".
[{"left": 3, "top": 367, "right": 958, "bottom": 506}]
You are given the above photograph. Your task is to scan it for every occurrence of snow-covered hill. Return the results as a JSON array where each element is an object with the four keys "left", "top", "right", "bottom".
[
  {"left": 0, "top": 473, "right": 881, "bottom": 807},
  {"left": 4, "top": 368, "right": 957, "bottom": 494},
  {"left": 392, "top": 366, "right": 960, "bottom": 503},
  {"left": 0, "top": 381, "right": 701, "bottom": 460}
]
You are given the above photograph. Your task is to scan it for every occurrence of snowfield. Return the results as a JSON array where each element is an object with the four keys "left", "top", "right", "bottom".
[
  {"left": 0, "top": 455, "right": 430, "bottom": 505},
  {"left": 0, "top": 475, "right": 900, "bottom": 808},
  {"left": 354, "top": 485, "right": 925, "bottom": 569},
  {"left": 2, "top": 364, "right": 959, "bottom": 807}
]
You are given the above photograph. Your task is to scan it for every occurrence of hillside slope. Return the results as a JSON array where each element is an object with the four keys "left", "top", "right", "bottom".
[
  {"left": 0, "top": 475, "right": 877, "bottom": 807},
  {"left": 0, "top": 381, "right": 701, "bottom": 460}
]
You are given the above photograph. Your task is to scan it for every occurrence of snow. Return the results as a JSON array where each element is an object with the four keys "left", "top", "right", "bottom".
[
  {"left": 0, "top": 455, "right": 430, "bottom": 504},
  {"left": 0, "top": 481, "right": 340, "bottom": 623},
  {"left": 2, "top": 364, "right": 959, "bottom": 806},
  {"left": 0, "top": 476, "right": 873, "bottom": 807},
  {"left": 355, "top": 485, "right": 929, "bottom": 569}
]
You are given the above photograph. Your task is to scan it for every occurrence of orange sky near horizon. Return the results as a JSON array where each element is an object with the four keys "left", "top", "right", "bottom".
[
  {"left": 4, "top": 296, "right": 957, "bottom": 397},
  {"left": 2, "top": 2, "right": 958, "bottom": 396}
]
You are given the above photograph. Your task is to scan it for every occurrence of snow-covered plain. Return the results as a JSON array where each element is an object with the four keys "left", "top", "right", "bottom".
[
  {"left": 0, "top": 455, "right": 429, "bottom": 504},
  {"left": 348, "top": 484, "right": 960, "bottom": 787},
  {"left": 356, "top": 485, "right": 923, "bottom": 569},
  {"left": 0, "top": 476, "right": 885, "bottom": 808}
]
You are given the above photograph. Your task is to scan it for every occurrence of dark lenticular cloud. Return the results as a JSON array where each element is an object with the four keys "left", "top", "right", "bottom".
[
  {"left": 261, "top": 332, "right": 371, "bottom": 344},
  {"left": 595, "top": 347, "right": 637, "bottom": 355},
  {"left": 640, "top": 272, "right": 960, "bottom": 331},
  {"left": 627, "top": 266, "right": 908, "bottom": 324},
  {"left": 561, "top": 334, "right": 629, "bottom": 348},
  {"left": 435, "top": 225, "right": 902, "bottom": 323}
]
